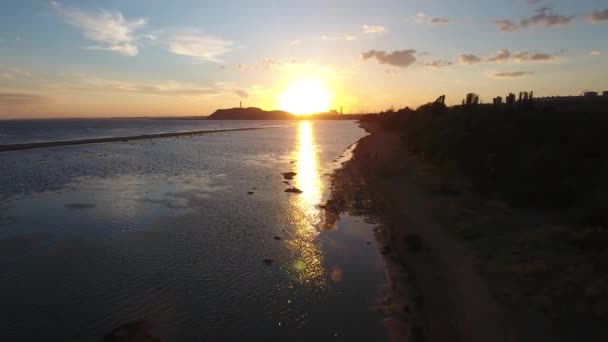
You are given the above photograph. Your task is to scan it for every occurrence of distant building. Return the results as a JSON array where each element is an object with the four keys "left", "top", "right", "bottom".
[
  {"left": 492, "top": 96, "right": 502, "bottom": 105},
  {"left": 584, "top": 91, "right": 598, "bottom": 98},
  {"left": 506, "top": 93, "right": 516, "bottom": 106},
  {"left": 603, "top": 91, "right": 608, "bottom": 97}
]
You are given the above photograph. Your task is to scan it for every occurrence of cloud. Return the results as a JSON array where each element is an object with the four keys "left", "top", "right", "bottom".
[
  {"left": 168, "top": 34, "right": 234, "bottom": 62},
  {"left": 521, "top": 7, "right": 574, "bottom": 28},
  {"left": 362, "top": 25, "right": 386, "bottom": 34},
  {"left": 72, "top": 76, "right": 251, "bottom": 99},
  {"left": 491, "top": 19, "right": 519, "bottom": 32},
  {"left": 51, "top": 1, "right": 146, "bottom": 56},
  {"left": 491, "top": 71, "right": 534, "bottom": 78},
  {"left": 0, "top": 92, "right": 50, "bottom": 105},
  {"left": 586, "top": 9, "right": 608, "bottom": 23},
  {"left": 361, "top": 49, "right": 416, "bottom": 67},
  {"left": 512, "top": 51, "right": 556, "bottom": 63},
  {"left": 1, "top": 67, "right": 32, "bottom": 80},
  {"left": 459, "top": 54, "right": 482, "bottom": 65},
  {"left": 321, "top": 34, "right": 357, "bottom": 41},
  {"left": 591, "top": 50, "right": 601, "bottom": 56},
  {"left": 232, "top": 89, "right": 249, "bottom": 99},
  {"left": 492, "top": 7, "right": 574, "bottom": 32},
  {"left": 423, "top": 59, "right": 453, "bottom": 68},
  {"left": 487, "top": 49, "right": 512, "bottom": 62},
  {"left": 414, "top": 13, "right": 449, "bottom": 25},
  {"left": 287, "top": 39, "right": 301, "bottom": 47}
]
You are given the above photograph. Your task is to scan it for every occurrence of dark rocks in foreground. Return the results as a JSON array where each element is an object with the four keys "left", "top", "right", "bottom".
[
  {"left": 262, "top": 258, "right": 274, "bottom": 265},
  {"left": 273, "top": 236, "right": 282, "bottom": 240},
  {"left": 284, "top": 187, "right": 303, "bottom": 194},
  {"left": 282, "top": 172, "right": 297, "bottom": 180}
]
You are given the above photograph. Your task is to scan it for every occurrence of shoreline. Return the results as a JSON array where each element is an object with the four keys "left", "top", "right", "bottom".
[
  {"left": 327, "top": 122, "right": 551, "bottom": 342},
  {"left": 0, "top": 127, "right": 268, "bottom": 152}
]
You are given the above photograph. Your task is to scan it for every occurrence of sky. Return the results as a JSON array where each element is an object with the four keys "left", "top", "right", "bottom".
[{"left": 0, "top": 0, "right": 607, "bottom": 118}]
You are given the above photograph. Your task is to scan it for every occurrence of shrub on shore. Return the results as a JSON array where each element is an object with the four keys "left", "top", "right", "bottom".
[{"left": 366, "top": 96, "right": 608, "bottom": 223}]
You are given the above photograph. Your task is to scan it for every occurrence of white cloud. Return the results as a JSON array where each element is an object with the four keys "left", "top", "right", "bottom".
[
  {"left": 414, "top": 13, "right": 449, "bottom": 25},
  {"left": 322, "top": 34, "right": 358, "bottom": 41},
  {"left": 72, "top": 75, "right": 248, "bottom": 98},
  {"left": 0, "top": 92, "right": 50, "bottom": 105},
  {"left": 362, "top": 25, "right": 386, "bottom": 34},
  {"left": 168, "top": 34, "right": 234, "bottom": 62},
  {"left": 287, "top": 39, "right": 301, "bottom": 47},
  {"left": 591, "top": 50, "right": 601, "bottom": 56},
  {"left": 51, "top": 1, "right": 146, "bottom": 56},
  {"left": 0, "top": 67, "right": 31, "bottom": 80}
]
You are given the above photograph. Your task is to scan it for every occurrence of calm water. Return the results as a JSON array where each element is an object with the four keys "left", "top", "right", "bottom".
[{"left": 0, "top": 120, "right": 388, "bottom": 341}]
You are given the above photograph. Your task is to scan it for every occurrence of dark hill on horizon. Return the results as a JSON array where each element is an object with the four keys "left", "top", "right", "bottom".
[{"left": 207, "top": 107, "right": 295, "bottom": 120}]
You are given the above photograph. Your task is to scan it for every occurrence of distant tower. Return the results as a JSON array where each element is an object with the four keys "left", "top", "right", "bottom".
[
  {"left": 240, "top": 101, "right": 242, "bottom": 108},
  {"left": 340, "top": 106, "right": 343, "bottom": 115}
]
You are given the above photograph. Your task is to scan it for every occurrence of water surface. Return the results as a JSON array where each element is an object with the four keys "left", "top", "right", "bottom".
[{"left": 0, "top": 120, "right": 387, "bottom": 341}]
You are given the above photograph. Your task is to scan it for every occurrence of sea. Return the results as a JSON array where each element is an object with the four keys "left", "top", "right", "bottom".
[{"left": 0, "top": 119, "right": 388, "bottom": 341}]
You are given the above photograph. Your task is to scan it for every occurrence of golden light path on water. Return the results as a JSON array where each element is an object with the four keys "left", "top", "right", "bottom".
[{"left": 286, "top": 121, "right": 327, "bottom": 286}]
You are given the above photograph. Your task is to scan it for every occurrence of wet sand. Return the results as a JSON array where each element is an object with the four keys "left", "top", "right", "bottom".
[
  {"left": 327, "top": 123, "right": 563, "bottom": 342},
  {"left": 0, "top": 127, "right": 268, "bottom": 152}
]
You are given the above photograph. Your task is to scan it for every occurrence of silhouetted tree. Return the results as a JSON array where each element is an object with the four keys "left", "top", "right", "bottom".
[
  {"left": 435, "top": 95, "right": 446, "bottom": 105},
  {"left": 464, "top": 93, "right": 479, "bottom": 106}
]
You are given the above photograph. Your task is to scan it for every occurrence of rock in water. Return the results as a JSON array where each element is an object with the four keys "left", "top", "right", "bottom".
[
  {"left": 263, "top": 258, "right": 274, "bottom": 265},
  {"left": 282, "top": 172, "right": 297, "bottom": 180},
  {"left": 247, "top": 191, "right": 254, "bottom": 195},
  {"left": 284, "top": 187, "right": 303, "bottom": 194},
  {"left": 273, "top": 236, "right": 282, "bottom": 240},
  {"left": 104, "top": 321, "right": 162, "bottom": 342}
]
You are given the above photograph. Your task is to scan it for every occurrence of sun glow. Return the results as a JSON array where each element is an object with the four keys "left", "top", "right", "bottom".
[
  {"left": 278, "top": 79, "right": 332, "bottom": 115},
  {"left": 285, "top": 121, "right": 326, "bottom": 286}
]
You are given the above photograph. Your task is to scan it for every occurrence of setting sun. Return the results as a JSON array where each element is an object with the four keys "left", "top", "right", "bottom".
[{"left": 278, "top": 79, "right": 333, "bottom": 115}]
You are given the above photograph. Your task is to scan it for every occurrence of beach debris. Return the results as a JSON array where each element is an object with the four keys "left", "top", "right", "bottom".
[
  {"left": 290, "top": 160, "right": 296, "bottom": 164},
  {"left": 262, "top": 258, "right": 274, "bottom": 265},
  {"left": 284, "top": 187, "right": 303, "bottom": 194},
  {"left": 366, "top": 241, "right": 372, "bottom": 245},
  {"left": 247, "top": 191, "right": 254, "bottom": 195},
  {"left": 404, "top": 234, "right": 422, "bottom": 252},
  {"left": 273, "top": 236, "right": 282, "bottom": 240},
  {"left": 282, "top": 172, "right": 297, "bottom": 180}
]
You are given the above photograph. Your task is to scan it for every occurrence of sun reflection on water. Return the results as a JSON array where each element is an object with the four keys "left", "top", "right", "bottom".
[{"left": 286, "top": 121, "right": 326, "bottom": 286}]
